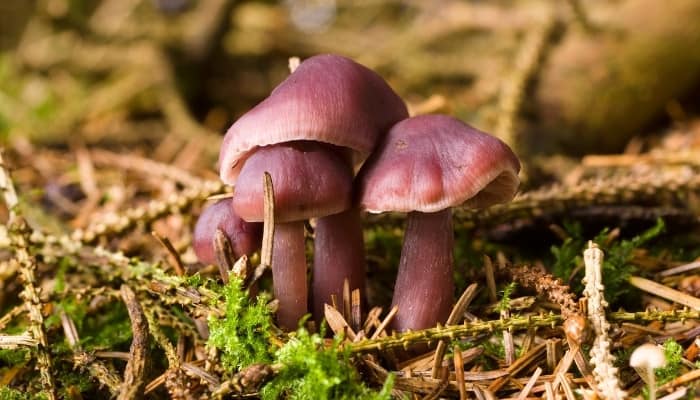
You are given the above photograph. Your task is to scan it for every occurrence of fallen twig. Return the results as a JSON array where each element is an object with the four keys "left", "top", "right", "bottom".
[{"left": 119, "top": 284, "right": 150, "bottom": 400}]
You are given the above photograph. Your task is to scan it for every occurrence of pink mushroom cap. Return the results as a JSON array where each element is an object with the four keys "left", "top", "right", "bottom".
[
  {"left": 219, "top": 54, "right": 408, "bottom": 185},
  {"left": 358, "top": 114, "right": 521, "bottom": 213},
  {"left": 232, "top": 142, "right": 353, "bottom": 223},
  {"left": 193, "top": 198, "right": 263, "bottom": 265}
]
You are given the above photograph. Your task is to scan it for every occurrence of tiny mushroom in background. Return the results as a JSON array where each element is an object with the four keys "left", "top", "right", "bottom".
[
  {"left": 357, "top": 114, "right": 520, "bottom": 332},
  {"left": 219, "top": 54, "right": 407, "bottom": 329},
  {"left": 193, "top": 198, "right": 262, "bottom": 266},
  {"left": 629, "top": 343, "right": 667, "bottom": 400}
]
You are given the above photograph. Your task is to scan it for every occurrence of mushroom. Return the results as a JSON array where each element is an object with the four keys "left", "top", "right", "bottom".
[
  {"left": 219, "top": 54, "right": 407, "bottom": 328},
  {"left": 629, "top": 343, "right": 667, "bottom": 400},
  {"left": 232, "top": 142, "right": 353, "bottom": 329},
  {"left": 357, "top": 114, "right": 520, "bottom": 332},
  {"left": 193, "top": 198, "right": 262, "bottom": 266}
]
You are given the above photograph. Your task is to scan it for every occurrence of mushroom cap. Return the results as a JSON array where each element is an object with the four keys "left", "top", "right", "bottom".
[
  {"left": 193, "top": 198, "right": 263, "bottom": 265},
  {"left": 232, "top": 142, "right": 353, "bottom": 223},
  {"left": 357, "top": 114, "right": 521, "bottom": 213},
  {"left": 629, "top": 343, "right": 667, "bottom": 369},
  {"left": 219, "top": 54, "right": 408, "bottom": 185}
]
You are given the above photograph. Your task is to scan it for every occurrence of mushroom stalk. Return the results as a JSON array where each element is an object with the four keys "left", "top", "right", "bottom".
[
  {"left": 312, "top": 208, "right": 367, "bottom": 323},
  {"left": 271, "top": 221, "right": 307, "bottom": 330},
  {"left": 391, "top": 209, "right": 454, "bottom": 332},
  {"left": 647, "top": 369, "right": 657, "bottom": 400}
]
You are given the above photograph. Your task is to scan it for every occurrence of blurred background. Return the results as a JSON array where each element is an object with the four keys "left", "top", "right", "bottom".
[
  {"left": 1, "top": 3, "right": 700, "bottom": 396},
  {"left": 2, "top": 0, "right": 699, "bottom": 185}
]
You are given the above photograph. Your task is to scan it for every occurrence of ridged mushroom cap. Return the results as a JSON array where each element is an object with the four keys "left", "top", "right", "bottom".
[
  {"left": 193, "top": 198, "right": 262, "bottom": 265},
  {"left": 219, "top": 54, "right": 408, "bottom": 184},
  {"left": 232, "top": 142, "right": 353, "bottom": 222},
  {"left": 358, "top": 115, "right": 521, "bottom": 213}
]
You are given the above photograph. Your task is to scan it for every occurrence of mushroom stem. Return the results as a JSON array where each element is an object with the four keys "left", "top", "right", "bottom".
[
  {"left": 312, "top": 208, "right": 367, "bottom": 323},
  {"left": 390, "top": 209, "right": 454, "bottom": 332},
  {"left": 271, "top": 221, "right": 308, "bottom": 330},
  {"left": 647, "top": 369, "right": 656, "bottom": 400}
]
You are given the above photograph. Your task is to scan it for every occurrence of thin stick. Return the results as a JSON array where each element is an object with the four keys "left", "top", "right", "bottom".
[
  {"left": 213, "top": 228, "right": 233, "bottom": 284},
  {"left": 343, "top": 279, "right": 351, "bottom": 321},
  {"left": 370, "top": 306, "right": 399, "bottom": 340},
  {"left": 659, "top": 260, "right": 700, "bottom": 277},
  {"left": 488, "top": 342, "right": 546, "bottom": 392},
  {"left": 250, "top": 172, "right": 275, "bottom": 286},
  {"left": 119, "top": 284, "right": 150, "bottom": 400},
  {"left": 0, "top": 152, "right": 56, "bottom": 400},
  {"left": 260, "top": 172, "right": 274, "bottom": 268},
  {"left": 0, "top": 305, "right": 25, "bottom": 331},
  {"left": 516, "top": 367, "right": 542, "bottom": 400},
  {"left": 629, "top": 276, "right": 700, "bottom": 309},
  {"left": 544, "top": 381, "right": 555, "bottom": 400},
  {"left": 355, "top": 314, "right": 560, "bottom": 353},
  {"left": 484, "top": 256, "right": 498, "bottom": 303},
  {"left": 0, "top": 333, "right": 37, "bottom": 348},
  {"left": 431, "top": 283, "right": 479, "bottom": 378},
  {"left": 454, "top": 349, "right": 467, "bottom": 400},
  {"left": 151, "top": 231, "right": 185, "bottom": 276},
  {"left": 560, "top": 372, "right": 577, "bottom": 400},
  {"left": 351, "top": 288, "right": 361, "bottom": 332},
  {"left": 658, "top": 368, "right": 700, "bottom": 393}
]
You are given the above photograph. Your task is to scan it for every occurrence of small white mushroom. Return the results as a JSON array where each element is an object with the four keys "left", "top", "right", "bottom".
[{"left": 630, "top": 343, "right": 667, "bottom": 400}]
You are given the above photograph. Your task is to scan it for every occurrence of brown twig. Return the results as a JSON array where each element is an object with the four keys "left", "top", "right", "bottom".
[
  {"left": 351, "top": 314, "right": 562, "bottom": 353},
  {"left": 431, "top": 283, "right": 479, "bottom": 378},
  {"left": 119, "top": 284, "right": 150, "bottom": 400},
  {"left": 505, "top": 263, "right": 580, "bottom": 320},
  {"left": 0, "top": 333, "right": 38, "bottom": 348},
  {"left": 0, "top": 151, "right": 57, "bottom": 400}
]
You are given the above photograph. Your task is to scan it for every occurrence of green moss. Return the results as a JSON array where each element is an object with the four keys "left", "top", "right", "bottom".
[
  {"left": 655, "top": 339, "right": 683, "bottom": 385},
  {"left": 207, "top": 277, "right": 274, "bottom": 371},
  {"left": 261, "top": 328, "right": 393, "bottom": 400},
  {"left": 497, "top": 282, "right": 517, "bottom": 313},
  {"left": 83, "top": 302, "right": 133, "bottom": 350},
  {"left": 0, "top": 388, "right": 30, "bottom": 400},
  {"left": 54, "top": 367, "right": 95, "bottom": 398},
  {"left": 0, "top": 348, "right": 29, "bottom": 366},
  {"left": 183, "top": 272, "right": 204, "bottom": 287},
  {"left": 482, "top": 339, "right": 505, "bottom": 360},
  {"left": 0, "top": 388, "right": 50, "bottom": 400},
  {"left": 550, "top": 219, "right": 665, "bottom": 304},
  {"left": 44, "top": 297, "right": 87, "bottom": 332}
]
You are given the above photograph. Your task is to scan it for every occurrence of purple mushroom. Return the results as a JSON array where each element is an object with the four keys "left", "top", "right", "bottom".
[
  {"left": 219, "top": 54, "right": 407, "bottom": 328},
  {"left": 357, "top": 115, "right": 521, "bottom": 332},
  {"left": 193, "top": 198, "right": 262, "bottom": 266},
  {"left": 232, "top": 142, "right": 353, "bottom": 329}
]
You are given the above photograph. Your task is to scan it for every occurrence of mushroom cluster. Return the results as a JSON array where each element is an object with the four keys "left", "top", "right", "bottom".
[{"left": 194, "top": 54, "right": 521, "bottom": 333}]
